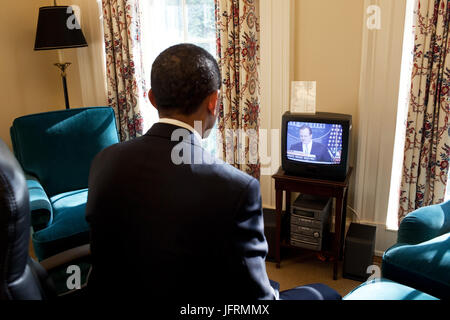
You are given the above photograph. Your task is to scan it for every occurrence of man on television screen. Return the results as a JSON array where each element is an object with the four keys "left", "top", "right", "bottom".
[{"left": 291, "top": 125, "right": 332, "bottom": 162}]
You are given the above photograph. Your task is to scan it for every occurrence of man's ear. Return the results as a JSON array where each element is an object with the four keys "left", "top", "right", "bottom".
[
  {"left": 207, "top": 91, "right": 219, "bottom": 116},
  {"left": 149, "top": 89, "right": 158, "bottom": 110}
]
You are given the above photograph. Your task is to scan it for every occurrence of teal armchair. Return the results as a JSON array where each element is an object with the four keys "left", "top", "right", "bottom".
[
  {"left": 10, "top": 107, "right": 119, "bottom": 261},
  {"left": 382, "top": 200, "right": 450, "bottom": 299}
]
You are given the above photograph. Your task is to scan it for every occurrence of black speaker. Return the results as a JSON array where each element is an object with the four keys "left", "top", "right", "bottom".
[
  {"left": 263, "top": 209, "right": 276, "bottom": 262},
  {"left": 343, "top": 223, "right": 377, "bottom": 282},
  {"left": 263, "top": 208, "right": 288, "bottom": 262}
]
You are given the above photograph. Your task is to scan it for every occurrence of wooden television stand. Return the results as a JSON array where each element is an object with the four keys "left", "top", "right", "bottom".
[{"left": 271, "top": 167, "right": 353, "bottom": 280}]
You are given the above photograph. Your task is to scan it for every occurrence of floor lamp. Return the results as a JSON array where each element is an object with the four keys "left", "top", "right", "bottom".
[{"left": 34, "top": 4, "right": 88, "bottom": 110}]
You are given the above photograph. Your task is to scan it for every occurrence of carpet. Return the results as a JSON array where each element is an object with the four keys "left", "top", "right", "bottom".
[{"left": 265, "top": 248, "right": 373, "bottom": 297}]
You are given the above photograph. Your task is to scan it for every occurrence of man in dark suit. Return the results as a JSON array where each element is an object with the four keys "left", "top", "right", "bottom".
[
  {"left": 290, "top": 125, "right": 332, "bottom": 162},
  {"left": 85, "top": 44, "right": 341, "bottom": 302},
  {"left": 85, "top": 44, "right": 276, "bottom": 300}
]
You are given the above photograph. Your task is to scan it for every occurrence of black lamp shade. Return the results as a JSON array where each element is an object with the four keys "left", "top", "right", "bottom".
[{"left": 34, "top": 6, "right": 88, "bottom": 50}]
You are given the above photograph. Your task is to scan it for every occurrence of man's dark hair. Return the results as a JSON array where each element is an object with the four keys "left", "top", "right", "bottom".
[
  {"left": 299, "top": 125, "right": 312, "bottom": 135},
  {"left": 151, "top": 43, "right": 222, "bottom": 115}
]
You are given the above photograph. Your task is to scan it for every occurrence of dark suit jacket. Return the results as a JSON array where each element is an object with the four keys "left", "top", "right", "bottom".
[
  {"left": 85, "top": 123, "right": 276, "bottom": 301},
  {"left": 290, "top": 141, "right": 332, "bottom": 162}
]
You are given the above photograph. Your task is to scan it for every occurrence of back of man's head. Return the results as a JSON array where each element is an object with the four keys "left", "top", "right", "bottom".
[{"left": 151, "top": 43, "right": 221, "bottom": 116}]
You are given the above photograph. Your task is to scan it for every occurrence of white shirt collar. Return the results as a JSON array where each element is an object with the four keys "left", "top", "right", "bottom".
[{"left": 158, "top": 118, "right": 203, "bottom": 141}]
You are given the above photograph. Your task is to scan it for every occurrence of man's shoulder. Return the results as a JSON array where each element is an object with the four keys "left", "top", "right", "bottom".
[
  {"left": 196, "top": 156, "right": 257, "bottom": 190},
  {"left": 92, "top": 137, "right": 147, "bottom": 167},
  {"left": 93, "top": 138, "right": 258, "bottom": 190}
]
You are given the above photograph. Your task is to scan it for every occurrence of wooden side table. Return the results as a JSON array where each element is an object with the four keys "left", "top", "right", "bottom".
[{"left": 271, "top": 167, "right": 353, "bottom": 280}]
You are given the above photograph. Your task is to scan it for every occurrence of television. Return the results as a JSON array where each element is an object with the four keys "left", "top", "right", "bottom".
[{"left": 281, "top": 112, "right": 352, "bottom": 181}]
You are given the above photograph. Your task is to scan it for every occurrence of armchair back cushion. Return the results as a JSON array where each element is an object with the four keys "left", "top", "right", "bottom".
[
  {"left": 382, "top": 200, "right": 450, "bottom": 299},
  {"left": 397, "top": 200, "right": 450, "bottom": 244},
  {"left": 10, "top": 107, "right": 119, "bottom": 197}
]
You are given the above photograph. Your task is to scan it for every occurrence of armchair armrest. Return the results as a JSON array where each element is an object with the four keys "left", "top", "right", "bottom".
[
  {"left": 25, "top": 174, "right": 53, "bottom": 231},
  {"left": 38, "top": 244, "right": 91, "bottom": 298},
  {"left": 397, "top": 201, "right": 450, "bottom": 245},
  {"left": 40, "top": 244, "right": 91, "bottom": 273}
]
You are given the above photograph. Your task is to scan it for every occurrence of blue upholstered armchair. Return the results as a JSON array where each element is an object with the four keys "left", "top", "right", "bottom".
[
  {"left": 10, "top": 107, "right": 119, "bottom": 261},
  {"left": 382, "top": 200, "right": 450, "bottom": 299}
]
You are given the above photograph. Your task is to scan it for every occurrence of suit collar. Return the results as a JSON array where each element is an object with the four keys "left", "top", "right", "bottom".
[
  {"left": 158, "top": 118, "right": 203, "bottom": 142},
  {"left": 145, "top": 123, "right": 202, "bottom": 147}
]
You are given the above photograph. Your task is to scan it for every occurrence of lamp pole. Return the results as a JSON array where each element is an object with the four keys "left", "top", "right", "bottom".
[{"left": 54, "top": 63, "right": 71, "bottom": 109}]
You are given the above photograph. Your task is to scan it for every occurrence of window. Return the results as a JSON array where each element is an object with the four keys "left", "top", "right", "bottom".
[{"left": 139, "top": 0, "right": 218, "bottom": 154}]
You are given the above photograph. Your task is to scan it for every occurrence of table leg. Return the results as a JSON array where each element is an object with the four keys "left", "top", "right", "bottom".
[
  {"left": 286, "top": 191, "right": 291, "bottom": 242},
  {"left": 333, "top": 196, "right": 343, "bottom": 280},
  {"left": 333, "top": 261, "right": 338, "bottom": 281},
  {"left": 275, "top": 189, "right": 282, "bottom": 268},
  {"left": 340, "top": 189, "right": 349, "bottom": 260},
  {"left": 286, "top": 191, "right": 291, "bottom": 216}
]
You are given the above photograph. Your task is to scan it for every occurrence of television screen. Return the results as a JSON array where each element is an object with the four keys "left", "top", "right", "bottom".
[{"left": 286, "top": 121, "right": 343, "bottom": 165}]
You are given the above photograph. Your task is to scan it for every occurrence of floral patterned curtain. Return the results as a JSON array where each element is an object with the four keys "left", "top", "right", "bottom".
[
  {"left": 102, "top": 0, "right": 147, "bottom": 141},
  {"left": 215, "top": 0, "right": 261, "bottom": 179},
  {"left": 399, "top": 0, "right": 450, "bottom": 221}
]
